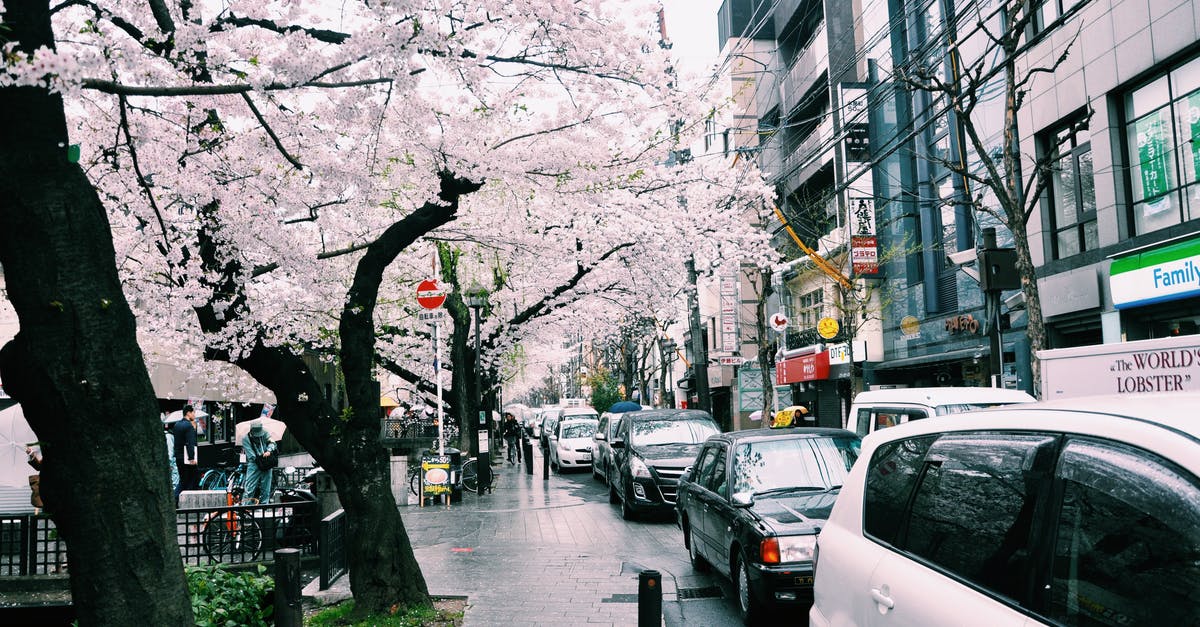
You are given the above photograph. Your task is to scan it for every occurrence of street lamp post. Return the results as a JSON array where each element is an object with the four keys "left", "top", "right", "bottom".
[{"left": 465, "top": 284, "right": 490, "bottom": 495}]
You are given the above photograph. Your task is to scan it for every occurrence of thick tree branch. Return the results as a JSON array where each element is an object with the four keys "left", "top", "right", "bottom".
[
  {"left": 82, "top": 77, "right": 393, "bottom": 96},
  {"left": 241, "top": 92, "right": 304, "bottom": 170}
]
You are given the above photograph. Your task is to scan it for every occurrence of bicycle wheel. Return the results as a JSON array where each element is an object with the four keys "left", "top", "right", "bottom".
[
  {"left": 201, "top": 510, "right": 263, "bottom": 563},
  {"left": 461, "top": 459, "right": 478, "bottom": 493},
  {"left": 199, "top": 469, "right": 226, "bottom": 491},
  {"left": 409, "top": 471, "right": 421, "bottom": 496}
]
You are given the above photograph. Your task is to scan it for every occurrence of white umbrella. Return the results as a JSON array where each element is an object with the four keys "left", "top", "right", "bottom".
[
  {"left": 163, "top": 408, "right": 209, "bottom": 424},
  {"left": 234, "top": 417, "right": 287, "bottom": 443},
  {"left": 0, "top": 404, "right": 40, "bottom": 488}
]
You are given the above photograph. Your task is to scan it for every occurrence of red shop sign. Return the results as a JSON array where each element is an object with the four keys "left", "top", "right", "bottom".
[{"left": 776, "top": 351, "right": 832, "bottom": 384}]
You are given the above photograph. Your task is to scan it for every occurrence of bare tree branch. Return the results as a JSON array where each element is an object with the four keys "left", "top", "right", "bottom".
[{"left": 241, "top": 92, "right": 304, "bottom": 170}]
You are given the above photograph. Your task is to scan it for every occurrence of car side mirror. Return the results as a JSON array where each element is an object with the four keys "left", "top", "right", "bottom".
[
  {"left": 611, "top": 439, "right": 625, "bottom": 449},
  {"left": 594, "top": 433, "right": 606, "bottom": 441},
  {"left": 549, "top": 434, "right": 558, "bottom": 441},
  {"left": 731, "top": 491, "right": 754, "bottom": 508}
]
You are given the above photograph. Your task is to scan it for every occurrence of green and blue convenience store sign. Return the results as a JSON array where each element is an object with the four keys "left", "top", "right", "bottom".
[{"left": 1110, "top": 236, "right": 1200, "bottom": 309}]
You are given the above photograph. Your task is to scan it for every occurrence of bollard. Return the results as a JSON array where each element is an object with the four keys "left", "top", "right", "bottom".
[
  {"left": 542, "top": 443, "right": 550, "bottom": 480},
  {"left": 274, "top": 548, "right": 303, "bottom": 627},
  {"left": 638, "top": 569, "right": 662, "bottom": 627},
  {"left": 523, "top": 438, "right": 534, "bottom": 475}
]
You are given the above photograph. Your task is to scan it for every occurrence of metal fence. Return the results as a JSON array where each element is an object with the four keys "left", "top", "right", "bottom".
[
  {"left": 0, "top": 499, "right": 321, "bottom": 575},
  {"left": 0, "top": 514, "right": 67, "bottom": 576},
  {"left": 319, "top": 509, "right": 348, "bottom": 590}
]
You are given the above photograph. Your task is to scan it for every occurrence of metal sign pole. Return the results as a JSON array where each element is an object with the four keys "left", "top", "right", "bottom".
[{"left": 435, "top": 320, "right": 445, "bottom": 456}]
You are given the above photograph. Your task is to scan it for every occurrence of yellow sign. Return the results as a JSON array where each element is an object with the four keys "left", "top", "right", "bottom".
[{"left": 817, "top": 317, "right": 840, "bottom": 340}]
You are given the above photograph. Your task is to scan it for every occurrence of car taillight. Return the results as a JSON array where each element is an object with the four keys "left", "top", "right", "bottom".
[{"left": 760, "top": 537, "right": 781, "bottom": 564}]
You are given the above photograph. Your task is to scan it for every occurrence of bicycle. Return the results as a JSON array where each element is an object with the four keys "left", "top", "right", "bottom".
[
  {"left": 460, "top": 457, "right": 497, "bottom": 493},
  {"left": 198, "top": 466, "right": 233, "bottom": 491},
  {"left": 198, "top": 467, "right": 262, "bottom": 562}
]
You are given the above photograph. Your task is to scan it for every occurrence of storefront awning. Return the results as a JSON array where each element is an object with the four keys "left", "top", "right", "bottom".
[{"left": 872, "top": 346, "right": 988, "bottom": 371}]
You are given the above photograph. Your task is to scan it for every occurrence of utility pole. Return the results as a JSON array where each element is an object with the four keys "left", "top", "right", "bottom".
[{"left": 685, "top": 257, "right": 711, "bottom": 413}]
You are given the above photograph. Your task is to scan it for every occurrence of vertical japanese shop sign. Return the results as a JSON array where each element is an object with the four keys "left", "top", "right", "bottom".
[
  {"left": 841, "top": 84, "right": 880, "bottom": 277},
  {"left": 720, "top": 274, "right": 739, "bottom": 354}
]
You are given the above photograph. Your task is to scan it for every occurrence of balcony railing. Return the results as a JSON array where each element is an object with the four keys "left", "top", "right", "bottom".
[{"left": 781, "top": 117, "right": 835, "bottom": 190}]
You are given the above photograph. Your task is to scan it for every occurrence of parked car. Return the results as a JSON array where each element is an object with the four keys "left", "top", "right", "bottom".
[
  {"left": 538, "top": 408, "right": 564, "bottom": 451},
  {"left": 591, "top": 411, "right": 625, "bottom": 483},
  {"left": 550, "top": 418, "right": 600, "bottom": 472},
  {"left": 847, "top": 386, "right": 1035, "bottom": 437},
  {"left": 811, "top": 392, "right": 1200, "bottom": 627},
  {"left": 561, "top": 406, "right": 599, "bottom": 421},
  {"left": 677, "top": 427, "right": 860, "bottom": 623},
  {"left": 608, "top": 409, "right": 720, "bottom": 520}
]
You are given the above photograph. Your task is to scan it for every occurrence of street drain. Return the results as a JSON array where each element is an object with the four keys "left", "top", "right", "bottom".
[
  {"left": 677, "top": 586, "right": 723, "bottom": 600},
  {"left": 601, "top": 593, "right": 639, "bottom": 604}
]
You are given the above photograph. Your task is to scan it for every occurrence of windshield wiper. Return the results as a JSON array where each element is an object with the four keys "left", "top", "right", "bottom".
[{"left": 642, "top": 442, "right": 690, "bottom": 446}]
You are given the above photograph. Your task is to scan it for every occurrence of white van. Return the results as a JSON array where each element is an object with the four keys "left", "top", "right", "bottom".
[{"left": 847, "top": 387, "right": 1035, "bottom": 437}]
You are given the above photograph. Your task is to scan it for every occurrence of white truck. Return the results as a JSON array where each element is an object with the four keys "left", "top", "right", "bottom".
[{"left": 1038, "top": 334, "right": 1200, "bottom": 399}]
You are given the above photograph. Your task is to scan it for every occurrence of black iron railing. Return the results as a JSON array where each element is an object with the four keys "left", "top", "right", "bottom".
[
  {"left": 0, "top": 499, "right": 320, "bottom": 575},
  {"left": 319, "top": 509, "right": 347, "bottom": 590},
  {"left": 0, "top": 514, "right": 66, "bottom": 576}
]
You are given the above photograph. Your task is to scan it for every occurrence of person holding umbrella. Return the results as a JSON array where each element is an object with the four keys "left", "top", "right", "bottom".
[{"left": 241, "top": 421, "right": 278, "bottom": 504}]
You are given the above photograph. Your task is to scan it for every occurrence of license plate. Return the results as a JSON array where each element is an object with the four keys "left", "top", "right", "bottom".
[{"left": 794, "top": 576, "right": 814, "bottom": 585}]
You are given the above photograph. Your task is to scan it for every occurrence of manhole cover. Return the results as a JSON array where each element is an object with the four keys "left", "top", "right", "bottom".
[
  {"left": 677, "top": 586, "right": 723, "bottom": 600},
  {"left": 601, "top": 593, "right": 640, "bottom": 604}
]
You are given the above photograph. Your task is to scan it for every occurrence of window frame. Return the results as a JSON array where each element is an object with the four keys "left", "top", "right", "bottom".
[
  {"left": 1122, "top": 55, "right": 1200, "bottom": 236},
  {"left": 1043, "top": 117, "right": 1097, "bottom": 260}
]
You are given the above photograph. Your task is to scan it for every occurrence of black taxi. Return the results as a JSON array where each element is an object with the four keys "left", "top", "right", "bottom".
[{"left": 675, "top": 427, "right": 860, "bottom": 623}]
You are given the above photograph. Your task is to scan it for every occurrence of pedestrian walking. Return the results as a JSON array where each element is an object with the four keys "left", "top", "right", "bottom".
[
  {"left": 241, "top": 420, "right": 278, "bottom": 504},
  {"left": 172, "top": 405, "right": 200, "bottom": 505},
  {"left": 502, "top": 413, "right": 521, "bottom": 465}
]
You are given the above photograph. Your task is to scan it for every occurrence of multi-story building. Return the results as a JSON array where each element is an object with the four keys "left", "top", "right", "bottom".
[{"left": 717, "top": 0, "right": 1200, "bottom": 413}]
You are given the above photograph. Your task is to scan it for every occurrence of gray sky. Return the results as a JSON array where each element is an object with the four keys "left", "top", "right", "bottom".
[{"left": 660, "top": 0, "right": 723, "bottom": 78}]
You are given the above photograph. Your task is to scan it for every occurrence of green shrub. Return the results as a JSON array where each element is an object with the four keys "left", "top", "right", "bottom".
[{"left": 186, "top": 564, "right": 274, "bottom": 627}]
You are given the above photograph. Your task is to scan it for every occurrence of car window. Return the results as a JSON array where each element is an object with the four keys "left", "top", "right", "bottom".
[
  {"left": 705, "top": 448, "right": 728, "bottom": 499},
  {"left": 596, "top": 416, "right": 608, "bottom": 437},
  {"left": 561, "top": 422, "right": 597, "bottom": 439},
  {"left": 691, "top": 447, "right": 716, "bottom": 486},
  {"left": 869, "top": 407, "right": 929, "bottom": 433},
  {"left": 731, "top": 436, "right": 859, "bottom": 495},
  {"left": 607, "top": 417, "right": 620, "bottom": 439},
  {"left": 1044, "top": 438, "right": 1200, "bottom": 626},
  {"left": 630, "top": 419, "right": 720, "bottom": 446},
  {"left": 864, "top": 435, "right": 938, "bottom": 544},
  {"left": 901, "top": 433, "right": 1058, "bottom": 601}
]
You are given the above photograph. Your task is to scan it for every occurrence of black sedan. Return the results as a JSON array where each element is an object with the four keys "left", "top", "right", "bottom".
[{"left": 675, "top": 427, "right": 860, "bottom": 623}]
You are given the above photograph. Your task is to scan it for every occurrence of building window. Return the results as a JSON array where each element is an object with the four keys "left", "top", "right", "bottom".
[
  {"left": 1046, "top": 117, "right": 1097, "bottom": 259},
  {"left": 1125, "top": 55, "right": 1200, "bottom": 235},
  {"left": 797, "top": 288, "right": 824, "bottom": 329},
  {"left": 1026, "top": 0, "right": 1086, "bottom": 37}
]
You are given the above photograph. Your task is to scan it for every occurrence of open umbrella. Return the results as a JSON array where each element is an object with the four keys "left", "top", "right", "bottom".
[
  {"left": 234, "top": 417, "right": 288, "bottom": 442},
  {"left": 0, "top": 404, "right": 40, "bottom": 488},
  {"left": 163, "top": 408, "right": 209, "bottom": 424},
  {"left": 771, "top": 405, "right": 809, "bottom": 429},
  {"left": 608, "top": 401, "right": 642, "bottom": 413}
]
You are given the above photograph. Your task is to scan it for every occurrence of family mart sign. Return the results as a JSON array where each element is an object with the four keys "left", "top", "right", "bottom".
[{"left": 1110, "top": 236, "right": 1200, "bottom": 309}]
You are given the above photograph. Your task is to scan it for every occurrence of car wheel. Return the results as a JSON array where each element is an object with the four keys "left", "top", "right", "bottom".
[
  {"left": 735, "top": 553, "right": 764, "bottom": 624},
  {"left": 685, "top": 522, "right": 708, "bottom": 572},
  {"left": 592, "top": 460, "right": 603, "bottom": 482},
  {"left": 620, "top": 492, "right": 636, "bottom": 521},
  {"left": 608, "top": 479, "right": 619, "bottom": 504}
]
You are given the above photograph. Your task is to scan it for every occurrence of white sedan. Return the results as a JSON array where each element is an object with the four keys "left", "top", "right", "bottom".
[{"left": 549, "top": 419, "right": 599, "bottom": 472}]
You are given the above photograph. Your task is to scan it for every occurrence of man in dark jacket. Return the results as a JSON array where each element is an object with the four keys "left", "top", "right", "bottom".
[
  {"left": 171, "top": 405, "right": 199, "bottom": 505},
  {"left": 502, "top": 413, "right": 522, "bottom": 465}
]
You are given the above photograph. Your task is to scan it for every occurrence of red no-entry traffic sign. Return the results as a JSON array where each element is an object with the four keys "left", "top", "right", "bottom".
[{"left": 416, "top": 279, "right": 447, "bottom": 309}]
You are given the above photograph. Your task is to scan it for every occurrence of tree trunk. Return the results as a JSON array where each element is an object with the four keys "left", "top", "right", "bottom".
[
  {"left": 755, "top": 267, "right": 775, "bottom": 417},
  {"left": 194, "top": 171, "right": 481, "bottom": 615},
  {"left": 0, "top": 3, "right": 193, "bottom": 624},
  {"left": 1009, "top": 215, "right": 1046, "bottom": 395}
]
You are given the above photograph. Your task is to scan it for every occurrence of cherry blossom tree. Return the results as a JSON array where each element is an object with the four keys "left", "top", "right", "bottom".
[{"left": 2, "top": 0, "right": 772, "bottom": 621}]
